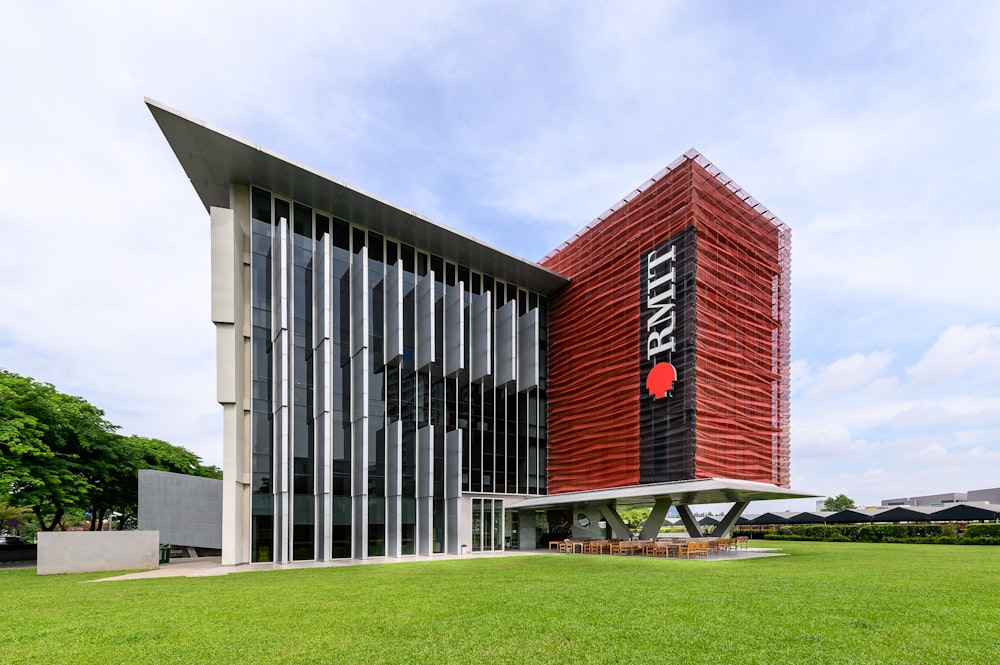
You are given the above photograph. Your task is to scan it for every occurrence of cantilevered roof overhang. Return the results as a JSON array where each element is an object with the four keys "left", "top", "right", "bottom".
[
  {"left": 510, "top": 478, "right": 817, "bottom": 510},
  {"left": 146, "top": 98, "right": 570, "bottom": 296}
]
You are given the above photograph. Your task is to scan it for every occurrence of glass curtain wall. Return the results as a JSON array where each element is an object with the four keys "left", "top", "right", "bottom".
[{"left": 249, "top": 185, "right": 547, "bottom": 562}]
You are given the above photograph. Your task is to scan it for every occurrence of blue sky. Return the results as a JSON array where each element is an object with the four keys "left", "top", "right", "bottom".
[{"left": 2, "top": 1, "right": 998, "bottom": 510}]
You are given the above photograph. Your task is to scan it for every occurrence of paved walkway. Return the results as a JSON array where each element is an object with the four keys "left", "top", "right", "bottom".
[{"left": 92, "top": 546, "right": 784, "bottom": 582}]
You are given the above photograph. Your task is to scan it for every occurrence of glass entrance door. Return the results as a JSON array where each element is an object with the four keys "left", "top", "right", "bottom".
[{"left": 471, "top": 498, "right": 504, "bottom": 552}]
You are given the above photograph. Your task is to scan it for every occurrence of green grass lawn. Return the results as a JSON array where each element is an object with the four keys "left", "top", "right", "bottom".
[{"left": 2, "top": 541, "right": 998, "bottom": 664}]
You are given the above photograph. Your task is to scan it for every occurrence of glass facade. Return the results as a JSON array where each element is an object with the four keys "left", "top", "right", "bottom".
[
  {"left": 248, "top": 186, "right": 548, "bottom": 562},
  {"left": 471, "top": 498, "right": 504, "bottom": 552}
]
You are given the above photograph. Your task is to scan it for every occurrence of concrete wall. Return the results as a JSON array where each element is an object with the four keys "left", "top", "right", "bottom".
[
  {"left": 37, "top": 531, "right": 159, "bottom": 575},
  {"left": 138, "top": 469, "right": 223, "bottom": 549}
]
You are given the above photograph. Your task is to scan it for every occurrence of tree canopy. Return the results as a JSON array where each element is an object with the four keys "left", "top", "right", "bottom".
[
  {"left": 0, "top": 369, "right": 219, "bottom": 531},
  {"left": 619, "top": 507, "right": 652, "bottom": 534},
  {"left": 823, "top": 494, "right": 857, "bottom": 511}
]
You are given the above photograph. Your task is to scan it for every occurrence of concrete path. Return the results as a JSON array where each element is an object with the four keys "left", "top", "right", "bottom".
[{"left": 92, "top": 546, "right": 783, "bottom": 582}]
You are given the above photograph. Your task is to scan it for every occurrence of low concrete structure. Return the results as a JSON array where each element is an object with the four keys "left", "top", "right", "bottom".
[{"left": 36, "top": 531, "right": 160, "bottom": 575}]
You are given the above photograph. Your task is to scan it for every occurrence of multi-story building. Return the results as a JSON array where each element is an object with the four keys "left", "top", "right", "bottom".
[{"left": 149, "top": 99, "right": 811, "bottom": 565}]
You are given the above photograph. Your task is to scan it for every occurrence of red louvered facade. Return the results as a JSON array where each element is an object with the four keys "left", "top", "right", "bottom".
[{"left": 541, "top": 150, "right": 791, "bottom": 494}]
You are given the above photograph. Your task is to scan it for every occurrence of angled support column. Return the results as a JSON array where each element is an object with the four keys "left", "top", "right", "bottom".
[
  {"left": 597, "top": 504, "right": 631, "bottom": 540},
  {"left": 639, "top": 498, "right": 673, "bottom": 541},
  {"left": 676, "top": 505, "right": 704, "bottom": 538},
  {"left": 713, "top": 501, "right": 750, "bottom": 538}
]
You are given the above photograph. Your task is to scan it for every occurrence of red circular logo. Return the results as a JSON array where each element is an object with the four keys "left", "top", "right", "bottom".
[{"left": 645, "top": 362, "right": 677, "bottom": 399}]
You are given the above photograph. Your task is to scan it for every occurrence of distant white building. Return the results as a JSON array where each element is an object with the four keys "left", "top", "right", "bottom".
[{"left": 881, "top": 487, "right": 999, "bottom": 507}]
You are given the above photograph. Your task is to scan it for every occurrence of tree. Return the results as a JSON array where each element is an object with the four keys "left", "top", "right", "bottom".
[
  {"left": 0, "top": 499, "right": 33, "bottom": 532},
  {"left": 0, "top": 369, "right": 117, "bottom": 530},
  {"left": 619, "top": 507, "right": 652, "bottom": 535},
  {"left": 823, "top": 494, "right": 857, "bottom": 511},
  {"left": 1, "top": 369, "right": 220, "bottom": 531}
]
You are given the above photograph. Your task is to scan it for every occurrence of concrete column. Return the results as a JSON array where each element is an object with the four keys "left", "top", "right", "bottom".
[
  {"left": 676, "top": 505, "right": 704, "bottom": 538},
  {"left": 639, "top": 498, "right": 673, "bottom": 540},
  {"left": 386, "top": 420, "right": 402, "bottom": 557},
  {"left": 350, "top": 247, "right": 369, "bottom": 559},
  {"left": 445, "top": 430, "right": 462, "bottom": 554},
  {"left": 518, "top": 509, "right": 538, "bottom": 550},
  {"left": 416, "top": 425, "right": 434, "bottom": 556},
  {"left": 713, "top": 501, "right": 750, "bottom": 537},
  {"left": 316, "top": 232, "right": 333, "bottom": 561},
  {"left": 274, "top": 216, "right": 291, "bottom": 563},
  {"left": 597, "top": 504, "right": 632, "bottom": 540},
  {"left": 213, "top": 197, "right": 251, "bottom": 567}
]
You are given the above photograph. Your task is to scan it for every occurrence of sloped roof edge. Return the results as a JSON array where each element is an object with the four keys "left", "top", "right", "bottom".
[{"left": 146, "top": 98, "right": 570, "bottom": 295}]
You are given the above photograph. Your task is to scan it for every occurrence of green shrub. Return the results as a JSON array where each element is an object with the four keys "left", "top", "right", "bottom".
[
  {"left": 959, "top": 536, "right": 1000, "bottom": 546},
  {"left": 802, "top": 525, "right": 833, "bottom": 539},
  {"left": 964, "top": 523, "right": 1000, "bottom": 539},
  {"left": 833, "top": 525, "right": 861, "bottom": 541},
  {"left": 858, "top": 524, "right": 944, "bottom": 542}
]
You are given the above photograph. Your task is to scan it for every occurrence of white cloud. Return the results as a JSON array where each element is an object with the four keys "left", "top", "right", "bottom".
[
  {"left": 797, "top": 351, "right": 895, "bottom": 399},
  {"left": 907, "top": 324, "right": 1000, "bottom": 388},
  {"left": 1, "top": 1, "right": 998, "bottom": 499},
  {"left": 791, "top": 320, "right": 1000, "bottom": 505}
]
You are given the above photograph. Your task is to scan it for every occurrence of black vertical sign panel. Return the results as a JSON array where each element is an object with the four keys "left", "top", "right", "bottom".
[{"left": 639, "top": 226, "right": 697, "bottom": 483}]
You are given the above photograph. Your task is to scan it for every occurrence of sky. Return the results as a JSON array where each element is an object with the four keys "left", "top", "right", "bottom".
[{"left": 2, "top": 1, "right": 998, "bottom": 512}]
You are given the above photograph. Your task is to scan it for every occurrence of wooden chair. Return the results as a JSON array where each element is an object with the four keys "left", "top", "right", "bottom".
[
  {"left": 735, "top": 536, "right": 749, "bottom": 550},
  {"left": 585, "top": 540, "right": 610, "bottom": 555},
  {"left": 645, "top": 541, "right": 669, "bottom": 557}
]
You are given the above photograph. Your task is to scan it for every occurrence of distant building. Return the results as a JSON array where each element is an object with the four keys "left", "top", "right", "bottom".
[
  {"left": 968, "top": 488, "right": 1000, "bottom": 504},
  {"left": 149, "top": 99, "right": 812, "bottom": 566},
  {"left": 881, "top": 488, "right": 1000, "bottom": 507}
]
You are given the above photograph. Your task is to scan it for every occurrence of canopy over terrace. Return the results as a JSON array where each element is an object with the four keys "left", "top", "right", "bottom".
[
  {"left": 825, "top": 508, "right": 880, "bottom": 524},
  {"left": 724, "top": 504, "right": 1000, "bottom": 528},
  {"left": 931, "top": 503, "right": 1000, "bottom": 522},
  {"left": 788, "top": 511, "right": 835, "bottom": 524},
  {"left": 750, "top": 511, "right": 804, "bottom": 525},
  {"left": 873, "top": 506, "right": 938, "bottom": 523},
  {"left": 511, "top": 478, "right": 816, "bottom": 541}
]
